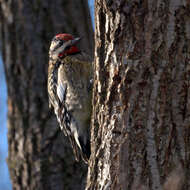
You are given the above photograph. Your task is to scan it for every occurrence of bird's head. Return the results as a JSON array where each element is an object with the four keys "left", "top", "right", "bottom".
[{"left": 49, "top": 33, "right": 81, "bottom": 60}]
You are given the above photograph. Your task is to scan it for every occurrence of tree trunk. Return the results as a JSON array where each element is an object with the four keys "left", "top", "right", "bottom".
[
  {"left": 87, "top": 0, "right": 190, "bottom": 190},
  {"left": 0, "top": 0, "right": 93, "bottom": 189}
]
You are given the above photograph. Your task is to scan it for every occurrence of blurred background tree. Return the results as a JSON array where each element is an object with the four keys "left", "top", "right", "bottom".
[{"left": 0, "top": 0, "right": 94, "bottom": 189}]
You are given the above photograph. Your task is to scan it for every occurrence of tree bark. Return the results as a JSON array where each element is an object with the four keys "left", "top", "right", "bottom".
[
  {"left": 87, "top": 0, "right": 190, "bottom": 190},
  {"left": 0, "top": 0, "right": 93, "bottom": 189}
]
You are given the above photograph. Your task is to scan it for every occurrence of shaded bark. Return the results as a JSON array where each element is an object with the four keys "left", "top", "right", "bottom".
[
  {"left": 87, "top": 0, "right": 190, "bottom": 190},
  {"left": 0, "top": 0, "right": 93, "bottom": 189}
]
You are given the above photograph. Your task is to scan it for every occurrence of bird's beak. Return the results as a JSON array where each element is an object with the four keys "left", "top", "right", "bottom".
[
  {"left": 71, "top": 37, "right": 81, "bottom": 46},
  {"left": 61, "top": 37, "right": 81, "bottom": 50}
]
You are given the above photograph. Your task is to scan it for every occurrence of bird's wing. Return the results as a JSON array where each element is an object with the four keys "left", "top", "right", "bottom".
[
  {"left": 56, "top": 67, "right": 88, "bottom": 163},
  {"left": 56, "top": 79, "right": 85, "bottom": 162},
  {"left": 57, "top": 80, "right": 66, "bottom": 103}
]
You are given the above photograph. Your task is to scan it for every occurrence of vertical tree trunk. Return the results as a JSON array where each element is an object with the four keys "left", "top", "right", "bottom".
[
  {"left": 0, "top": 0, "right": 93, "bottom": 189},
  {"left": 87, "top": 0, "right": 190, "bottom": 190}
]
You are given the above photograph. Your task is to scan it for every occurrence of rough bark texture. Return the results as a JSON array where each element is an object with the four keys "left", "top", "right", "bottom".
[
  {"left": 0, "top": 0, "right": 93, "bottom": 189},
  {"left": 87, "top": 0, "right": 190, "bottom": 190}
]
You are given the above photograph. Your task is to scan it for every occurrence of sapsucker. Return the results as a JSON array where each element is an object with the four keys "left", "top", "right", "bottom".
[{"left": 48, "top": 33, "right": 92, "bottom": 163}]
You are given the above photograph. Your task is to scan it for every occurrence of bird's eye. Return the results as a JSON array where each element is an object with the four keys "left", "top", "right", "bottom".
[
  {"left": 64, "top": 45, "right": 70, "bottom": 51},
  {"left": 59, "top": 41, "right": 63, "bottom": 46}
]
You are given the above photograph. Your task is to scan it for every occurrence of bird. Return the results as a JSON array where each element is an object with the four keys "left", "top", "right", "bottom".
[{"left": 47, "top": 33, "right": 92, "bottom": 163}]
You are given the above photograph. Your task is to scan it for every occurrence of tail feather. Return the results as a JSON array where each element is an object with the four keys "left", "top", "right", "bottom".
[
  {"left": 68, "top": 135, "right": 80, "bottom": 162},
  {"left": 79, "top": 137, "right": 90, "bottom": 163}
]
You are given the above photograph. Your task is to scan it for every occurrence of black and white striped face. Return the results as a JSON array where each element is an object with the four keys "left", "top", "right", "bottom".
[
  {"left": 49, "top": 37, "right": 63, "bottom": 53},
  {"left": 49, "top": 37, "right": 65, "bottom": 60},
  {"left": 49, "top": 34, "right": 81, "bottom": 61}
]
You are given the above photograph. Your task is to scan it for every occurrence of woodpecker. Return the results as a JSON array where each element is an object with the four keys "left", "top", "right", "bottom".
[{"left": 48, "top": 33, "right": 92, "bottom": 163}]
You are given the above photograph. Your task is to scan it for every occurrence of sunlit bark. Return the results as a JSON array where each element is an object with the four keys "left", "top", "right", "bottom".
[
  {"left": 0, "top": 0, "right": 93, "bottom": 189},
  {"left": 87, "top": 1, "right": 190, "bottom": 190}
]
